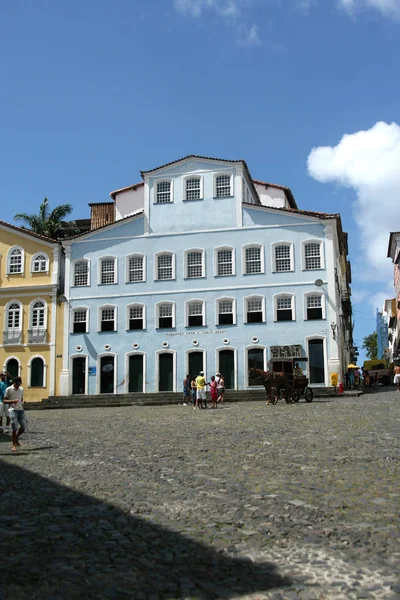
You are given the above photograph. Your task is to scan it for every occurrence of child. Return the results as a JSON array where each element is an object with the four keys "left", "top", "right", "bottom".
[
  {"left": 210, "top": 375, "right": 218, "bottom": 409},
  {"left": 191, "top": 376, "right": 197, "bottom": 408}
]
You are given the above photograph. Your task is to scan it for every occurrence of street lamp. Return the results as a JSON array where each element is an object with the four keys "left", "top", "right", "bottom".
[{"left": 330, "top": 322, "right": 337, "bottom": 339}]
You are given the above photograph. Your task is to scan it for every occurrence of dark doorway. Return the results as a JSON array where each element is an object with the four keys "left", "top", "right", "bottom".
[
  {"left": 308, "top": 339, "right": 325, "bottom": 384},
  {"left": 219, "top": 349, "right": 234, "bottom": 389},
  {"left": 128, "top": 354, "right": 144, "bottom": 393},
  {"left": 72, "top": 357, "right": 86, "bottom": 395},
  {"left": 188, "top": 351, "right": 204, "bottom": 378},
  {"left": 100, "top": 356, "right": 115, "bottom": 394},
  {"left": 272, "top": 361, "right": 293, "bottom": 374},
  {"left": 31, "top": 357, "right": 44, "bottom": 387},
  {"left": 159, "top": 353, "right": 173, "bottom": 392},
  {"left": 248, "top": 348, "right": 264, "bottom": 385},
  {"left": 6, "top": 358, "right": 19, "bottom": 382}
]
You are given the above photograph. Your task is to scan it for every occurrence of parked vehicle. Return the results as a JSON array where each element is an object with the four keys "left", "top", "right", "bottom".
[{"left": 363, "top": 359, "right": 391, "bottom": 386}]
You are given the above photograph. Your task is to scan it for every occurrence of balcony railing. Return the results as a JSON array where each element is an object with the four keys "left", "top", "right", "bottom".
[
  {"left": 3, "top": 330, "right": 22, "bottom": 345},
  {"left": 28, "top": 329, "right": 48, "bottom": 344}
]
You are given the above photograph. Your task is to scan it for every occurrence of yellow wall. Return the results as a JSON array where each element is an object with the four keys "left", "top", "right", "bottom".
[{"left": 0, "top": 225, "right": 63, "bottom": 402}]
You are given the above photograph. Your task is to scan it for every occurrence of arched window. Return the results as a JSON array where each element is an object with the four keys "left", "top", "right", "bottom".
[
  {"left": 127, "top": 304, "right": 145, "bottom": 330},
  {"left": 155, "top": 252, "right": 175, "bottom": 280},
  {"left": 186, "top": 300, "right": 205, "bottom": 327},
  {"left": 217, "top": 298, "right": 236, "bottom": 326},
  {"left": 302, "top": 240, "right": 324, "bottom": 270},
  {"left": 31, "top": 253, "right": 49, "bottom": 273},
  {"left": 185, "top": 249, "right": 205, "bottom": 279},
  {"left": 30, "top": 357, "right": 45, "bottom": 387},
  {"left": 99, "top": 257, "right": 117, "bottom": 285},
  {"left": 4, "top": 301, "right": 22, "bottom": 345},
  {"left": 73, "top": 260, "right": 89, "bottom": 286},
  {"left": 156, "top": 180, "right": 172, "bottom": 203},
  {"left": 127, "top": 254, "right": 145, "bottom": 283},
  {"left": 243, "top": 244, "right": 264, "bottom": 274},
  {"left": 156, "top": 302, "right": 175, "bottom": 329},
  {"left": 274, "top": 294, "right": 295, "bottom": 322},
  {"left": 214, "top": 174, "right": 232, "bottom": 198},
  {"left": 215, "top": 247, "right": 235, "bottom": 276},
  {"left": 244, "top": 296, "right": 265, "bottom": 323},
  {"left": 7, "top": 246, "right": 24, "bottom": 274},
  {"left": 273, "top": 243, "right": 294, "bottom": 272},
  {"left": 184, "top": 177, "right": 202, "bottom": 201},
  {"left": 29, "top": 299, "right": 47, "bottom": 343}
]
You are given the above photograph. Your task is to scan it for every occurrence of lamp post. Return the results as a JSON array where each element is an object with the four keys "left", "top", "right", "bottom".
[{"left": 330, "top": 322, "right": 337, "bottom": 339}]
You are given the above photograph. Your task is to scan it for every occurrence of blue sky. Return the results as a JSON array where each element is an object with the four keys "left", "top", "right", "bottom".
[{"left": 1, "top": 0, "right": 399, "bottom": 363}]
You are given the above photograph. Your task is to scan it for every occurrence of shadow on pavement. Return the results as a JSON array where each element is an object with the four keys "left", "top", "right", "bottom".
[{"left": 0, "top": 459, "right": 290, "bottom": 599}]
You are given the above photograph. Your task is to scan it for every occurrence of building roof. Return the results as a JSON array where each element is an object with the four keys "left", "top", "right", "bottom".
[
  {"left": 387, "top": 231, "right": 400, "bottom": 258},
  {"left": 0, "top": 220, "right": 58, "bottom": 244},
  {"left": 253, "top": 179, "right": 298, "bottom": 210},
  {"left": 88, "top": 202, "right": 115, "bottom": 207},
  {"left": 63, "top": 209, "right": 144, "bottom": 241},
  {"left": 242, "top": 202, "right": 339, "bottom": 221},
  {"left": 109, "top": 182, "right": 144, "bottom": 200}
]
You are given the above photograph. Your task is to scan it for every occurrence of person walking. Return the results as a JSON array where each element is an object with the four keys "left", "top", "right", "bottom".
[
  {"left": 348, "top": 369, "right": 355, "bottom": 390},
  {"left": 3, "top": 377, "right": 26, "bottom": 453},
  {"left": 195, "top": 371, "right": 208, "bottom": 409},
  {"left": 0, "top": 372, "right": 10, "bottom": 433},
  {"left": 191, "top": 376, "right": 197, "bottom": 408},
  {"left": 363, "top": 369, "right": 370, "bottom": 391},
  {"left": 210, "top": 375, "right": 218, "bottom": 409},
  {"left": 183, "top": 374, "right": 191, "bottom": 405},
  {"left": 394, "top": 364, "right": 400, "bottom": 392},
  {"left": 217, "top": 374, "right": 225, "bottom": 404}
]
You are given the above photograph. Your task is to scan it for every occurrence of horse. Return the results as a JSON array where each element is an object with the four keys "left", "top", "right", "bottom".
[{"left": 248, "top": 368, "right": 291, "bottom": 405}]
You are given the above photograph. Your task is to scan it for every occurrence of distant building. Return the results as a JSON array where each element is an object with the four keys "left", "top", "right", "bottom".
[
  {"left": 59, "top": 155, "right": 353, "bottom": 396},
  {"left": 376, "top": 308, "right": 389, "bottom": 360}
]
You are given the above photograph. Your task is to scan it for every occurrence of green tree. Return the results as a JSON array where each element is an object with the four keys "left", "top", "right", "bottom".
[
  {"left": 362, "top": 331, "right": 378, "bottom": 359},
  {"left": 14, "top": 197, "right": 74, "bottom": 240}
]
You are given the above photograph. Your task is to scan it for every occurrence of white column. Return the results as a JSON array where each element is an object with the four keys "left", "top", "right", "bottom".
[
  {"left": 324, "top": 222, "right": 341, "bottom": 381},
  {"left": 59, "top": 245, "right": 71, "bottom": 395},
  {"left": 49, "top": 285, "right": 57, "bottom": 396}
]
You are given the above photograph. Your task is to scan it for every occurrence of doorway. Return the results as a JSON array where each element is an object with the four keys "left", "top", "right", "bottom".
[
  {"left": 5, "top": 358, "right": 19, "bottom": 382},
  {"left": 159, "top": 353, "right": 174, "bottom": 392},
  {"left": 188, "top": 351, "right": 204, "bottom": 378},
  {"left": 308, "top": 339, "right": 325, "bottom": 384},
  {"left": 72, "top": 357, "right": 86, "bottom": 395},
  {"left": 247, "top": 348, "right": 264, "bottom": 386},
  {"left": 100, "top": 355, "right": 115, "bottom": 394},
  {"left": 128, "top": 354, "right": 144, "bottom": 393},
  {"left": 218, "top": 349, "right": 235, "bottom": 389}
]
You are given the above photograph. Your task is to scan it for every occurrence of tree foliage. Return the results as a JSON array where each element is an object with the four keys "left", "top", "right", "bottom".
[
  {"left": 14, "top": 197, "right": 74, "bottom": 240},
  {"left": 362, "top": 331, "right": 378, "bottom": 360}
]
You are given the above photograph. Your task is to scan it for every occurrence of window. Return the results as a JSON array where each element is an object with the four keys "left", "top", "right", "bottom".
[
  {"left": 215, "top": 174, "right": 231, "bottom": 198},
  {"left": 156, "top": 181, "right": 172, "bottom": 203},
  {"left": 158, "top": 303, "right": 174, "bottom": 329},
  {"left": 31, "top": 300, "right": 46, "bottom": 329},
  {"left": 128, "top": 305, "right": 144, "bottom": 330},
  {"left": 74, "top": 260, "right": 89, "bottom": 287},
  {"left": 30, "top": 357, "right": 45, "bottom": 387},
  {"left": 274, "top": 244, "right": 292, "bottom": 272},
  {"left": 7, "top": 247, "right": 24, "bottom": 274},
  {"left": 100, "top": 257, "right": 116, "bottom": 285},
  {"left": 185, "top": 177, "right": 201, "bottom": 200},
  {"left": 31, "top": 253, "right": 49, "bottom": 273},
  {"left": 187, "top": 301, "right": 204, "bottom": 327},
  {"left": 245, "top": 246, "right": 262, "bottom": 274},
  {"left": 248, "top": 348, "right": 264, "bottom": 385},
  {"left": 7, "top": 302, "right": 21, "bottom": 329},
  {"left": 304, "top": 242, "right": 322, "bottom": 270},
  {"left": 157, "top": 253, "right": 174, "bottom": 280},
  {"left": 186, "top": 250, "right": 204, "bottom": 279},
  {"left": 245, "top": 297, "right": 264, "bottom": 323},
  {"left": 100, "top": 307, "right": 116, "bottom": 332},
  {"left": 217, "top": 299, "right": 235, "bottom": 326},
  {"left": 276, "top": 296, "right": 294, "bottom": 322},
  {"left": 127, "top": 255, "right": 144, "bottom": 283},
  {"left": 73, "top": 309, "right": 88, "bottom": 333},
  {"left": 306, "top": 295, "right": 323, "bottom": 320},
  {"left": 216, "top": 248, "right": 234, "bottom": 276}
]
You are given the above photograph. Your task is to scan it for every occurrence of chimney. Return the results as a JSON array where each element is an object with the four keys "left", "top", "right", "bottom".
[{"left": 89, "top": 202, "right": 115, "bottom": 230}]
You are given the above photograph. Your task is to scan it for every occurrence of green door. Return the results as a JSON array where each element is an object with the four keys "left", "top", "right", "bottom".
[
  {"left": 188, "top": 352, "right": 204, "bottom": 379},
  {"left": 159, "top": 353, "right": 173, "bottom": 392},
  {"left": 308, "top": 340, "right": 325, "bottom": 384},
  {"left": 100, "top": 356, "right": 115, "bottom": 394},
  {"left": 129, "top": 354, "right": 144, "bottom": 393},
  {"left": 219, "top": 349, "right": 235, "bottom": 389},
  {"left": 72, "top": 357, "right": 86, "bottom": 395}
]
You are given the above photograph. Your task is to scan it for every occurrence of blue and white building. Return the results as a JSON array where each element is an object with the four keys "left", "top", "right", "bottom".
[{"left": 59, "top": 155, "right": 352, "bottom": 396}]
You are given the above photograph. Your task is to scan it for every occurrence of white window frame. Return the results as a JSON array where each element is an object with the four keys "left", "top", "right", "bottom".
[
  {"left": 5, "top": 299, "right": 23, "bottom": 332},
  {"left": 272, "top": 242, "right": 294, "bottom": 273},
  {"left": 29, "top": 298, "right": 48, "bottom": 331},
  {"left": 244, "top": 345, "right": 267, "bottom": 388},
  {"left": 302, "top": 239, "right": 324, "bottom": 271},
  {"left": 31, "top": 252, "right": 49, "bottom": 274},
  {"left": 303, "top": 292, "right": 326, "bottom": 321},
  {"left": 243, "top": 295, "right": 265, "bottom": 324},
  {"left": 126, "top": 303, "right": 146, "bottom": 331},
  {"left": 273, "top": 293, "right": 296, "bottom": 322},
  {"left": 3, "top": 356, "right": 21, "bottom": 377},
  {"left": 126, "top": 254, "right": 146, "bottom": 284},
  {"left": 185, "top": 299, "right": 206, "bottom": 328},
  {"left": 7, "top": 245, "right": 25, "bottom": 275},
  {"left": 184, "top": 248, "right": 205, "bottom": 279},
  {"left": 155, "top": 301, "right": 176, "bottom": 329},
  {"left": 154, "top": 179, "right": 174, "bottom": 204},
  {"left": 213, "top": 172, "right": 233, "bottom": 198},
  {"left": 183, "top": 175, "right": 203, "bottom": 201},
  {"left": 98, "top": 305, "right": 117, "bottom": 332},
  {"left": 216, "top": 297, "right": 236, "bottom": 326},
  {"left": 242, "top": 244, "right": 264, "bottom": 275},
  {"left": 27, "top": 354, "right": 47, "bottom": 388},
  {"left": 154, "top": 251, "right": 176, "bottom": 281},
  {"left": 72, "top": 259, "right": 90, "bottom": 287},
  {"left": 98, "top": 256, "right": 117, "bottom": 285},
  {"left": 214, "top": 246, "right": 236, "bottom": 277},
  {"left": 71, "top": 307, "right": 90, "bottom": 333}
]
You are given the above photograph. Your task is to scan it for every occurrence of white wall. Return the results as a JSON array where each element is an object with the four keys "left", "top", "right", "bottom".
[
  {"left": 254, "top": 183, "right": 289, "bottom": 209},
  {"left": 115, "top": 188, "right": 144, "bottom": 220}
]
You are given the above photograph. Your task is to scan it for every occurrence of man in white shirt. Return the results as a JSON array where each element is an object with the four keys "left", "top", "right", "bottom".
[{"left": 4, "top": 377, "right": 26, "bottom": 453}]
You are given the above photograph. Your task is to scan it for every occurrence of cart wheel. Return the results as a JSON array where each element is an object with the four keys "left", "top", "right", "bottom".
[
  {"left": 292, "top": 389, "right": 301, "bottom": 403},
  {"left": 304, "top": 387, "right": 313, "bottom": 402}
]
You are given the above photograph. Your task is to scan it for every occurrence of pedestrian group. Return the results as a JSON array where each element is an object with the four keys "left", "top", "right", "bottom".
[{"left": 183, "top": 371, "right": 225, "bottom": 409}]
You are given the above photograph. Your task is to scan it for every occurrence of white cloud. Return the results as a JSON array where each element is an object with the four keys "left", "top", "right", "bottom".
[
  {"left": 351, "top": 289, "right": 369, "bottom": 304},
  {"left": 173, "top": 0, "right": 260, "bottom": 45},
  {"left": 338, "top": 0, "right": 400, "bottom": 18},
  {"left": 307, "top": 121, "right": 400, "bottom": 282}
]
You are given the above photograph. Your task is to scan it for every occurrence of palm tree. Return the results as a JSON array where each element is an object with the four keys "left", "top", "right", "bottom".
[{"left": 14, "top": 198, "right": 75, "bottom": 239}]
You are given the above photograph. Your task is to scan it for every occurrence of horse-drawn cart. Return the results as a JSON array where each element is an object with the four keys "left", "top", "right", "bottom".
[{"left": 249, "top": 360, "right": 314, "bottom": 405}]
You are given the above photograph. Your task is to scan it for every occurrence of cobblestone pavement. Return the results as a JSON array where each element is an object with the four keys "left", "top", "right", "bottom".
[{"left": 1, "top": 390, "right": 400, "bottom": 600}]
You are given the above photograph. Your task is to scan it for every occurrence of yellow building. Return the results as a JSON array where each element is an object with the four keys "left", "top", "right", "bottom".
[{"left": 0, "top": 221, "right": 63, "bottom": 402}]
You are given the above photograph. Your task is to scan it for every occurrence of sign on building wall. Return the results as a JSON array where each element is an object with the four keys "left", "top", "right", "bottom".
[{"left": 270, "top": 345, "right": 303, "bottom": 359}]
